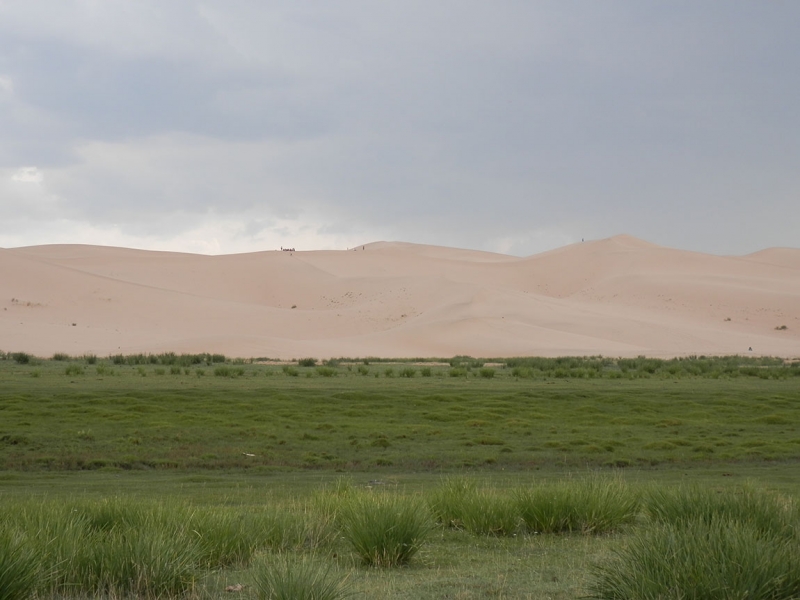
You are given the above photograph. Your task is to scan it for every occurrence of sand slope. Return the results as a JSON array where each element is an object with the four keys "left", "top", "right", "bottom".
[{"left": 1, "top": 235, "right": 798, "bottom": 358}]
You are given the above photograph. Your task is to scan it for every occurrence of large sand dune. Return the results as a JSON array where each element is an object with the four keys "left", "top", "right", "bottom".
[{"left": 1, "top": 235, "right": 798, "bottom": 359}]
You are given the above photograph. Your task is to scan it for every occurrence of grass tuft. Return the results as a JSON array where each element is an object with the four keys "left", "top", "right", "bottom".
[
  {"left": 0, "top": 530, "right": 41, "bottom": 600},
  {"left": 251, "top": 555, "right": 351, "bottom": 600},
  {"left": 644, "top": 484, "right": 797, "bottom": 538},
  {"left": 516, "top": 476, "right": 640, "bottom": 534},
  {"left": 339, "top": 492, "right": 434, "bottom": 567},
  {"left": 588, "top": 519, "right": 800, "bottom": 599}
]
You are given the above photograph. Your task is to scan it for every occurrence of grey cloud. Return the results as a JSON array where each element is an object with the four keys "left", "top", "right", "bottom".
[{"left": 0, "top": 1, "right": 798, "bottom": 256}]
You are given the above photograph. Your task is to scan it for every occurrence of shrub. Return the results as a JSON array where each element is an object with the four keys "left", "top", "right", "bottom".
[
  {"left": 65, "top": 364, "right": 85, "bottom": 376},
  {"left": 420, "top": 367, "right": 432, "bottom": 377},
  {"left": 83, "top": 354, "right": 97, "bottom": 364},
  {"left": 357, "top": 365, "right": 370, "bottom": 376},
  {"left": 298, "top": 358, "right": 317, "bottom": 367},
  {"left": 588, "top": 519, "right": 800, "bottom": 599},
  {"left": 383, "top": 367, "right": 394, "bottom": 378},
  {"left": 251, "top": 555, "right": 350, "bottom": 600},
  {"left": 282, "top": 366, "right": 299, "bottom": 377},
  {"left": 10, "top": 352, "right": 32, "bottom": 364},
  {"left": 339, "top": 493, "right": 433, "bottom": 567},
  {"left": 479, "top": 367, "right": 495, "bottom": 379},
  {"left": 52, "top": 352, "right": 71, "bottom": 361},
  {"left": 400, "top": 367, "right": 416, "bottom": 378},
  {"left": 316, "top": 367, "right": 337, "bottom": 377}
]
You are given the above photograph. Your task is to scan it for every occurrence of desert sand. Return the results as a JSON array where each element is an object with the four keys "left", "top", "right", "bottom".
[{"left": 1, "top": 235, "right": 798, "bottom": 359}]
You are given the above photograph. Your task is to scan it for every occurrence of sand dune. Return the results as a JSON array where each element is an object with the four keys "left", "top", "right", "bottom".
[{"left": 1, "top": 235, "right": 798, "bottom": 359}]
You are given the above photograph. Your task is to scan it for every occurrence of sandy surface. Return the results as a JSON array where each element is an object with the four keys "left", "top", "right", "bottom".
[{"left": 1, "top": 235, "right": 798, "bottom": 359}]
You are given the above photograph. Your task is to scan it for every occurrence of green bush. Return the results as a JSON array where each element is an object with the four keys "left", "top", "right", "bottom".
[
  {"left": 588, "top": 519, "right": 800, "bottom": 599},
  {"left": 282, "top": 366, "right": 299, "bottom": 377},
  {"left": 52, "top": 352, "right": 71, "bottom": 361},
  {"left": 400, "top": 367, "right": 416, "bottom": 378},
  {"left": 251, "top": 555, "right": 350, "bottom": 600},
  {"left": 10, "top": 352, "right": 32, "bottom": 365},
  {"left": 479, "top": 367, "right": 496, "bottom": 379},
  {"left": 339, "top": 493, "right": 433, "bottom": 567},
  {"left": 65, "top": 364, "right": 85, "bottom": 376},
  {"left": 298, "top": 358, "right": 317, "bottom": 367},
  {"left": 420, "top": 367, "right": 432, "bottom": 377},
  {"left": 316, "top": 366, "right": 337, "bottom": 377}
]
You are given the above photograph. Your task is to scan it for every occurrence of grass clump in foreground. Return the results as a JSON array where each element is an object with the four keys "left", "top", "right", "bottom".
[
  {"left": 428, "top": 477, "right": 518, "bottom": 535},
  {"left": 589, "top": 486, "right": 800, "bottom": 599},
  {"left": 589, "top": 519, "right": 800, "bottom": 600},
  {"left": 516, "top": 476, "right": 641, "bottom": 535},
  {"left": 251, "top": 555, "right": 351, "bottom": 600},
  {"left": 338, "top": 492, "right": 434, "bottom": 567},
  {"left": 428, "top": 476, "right": 639, "bottom": 536},
  {"left": 644, "top": 484, "right": 798, "bottom": 538},
  {"left": 0, "top": 531, "right": 39, "bottom": 600}
]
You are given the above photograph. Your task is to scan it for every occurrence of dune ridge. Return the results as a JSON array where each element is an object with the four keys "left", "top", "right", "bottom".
[{"left": 1, "top": 235, "right": 798, "bottom": 359}]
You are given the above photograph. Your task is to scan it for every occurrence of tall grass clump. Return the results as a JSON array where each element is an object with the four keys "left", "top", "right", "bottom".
[
  {"left": 338, "top": 492, "right": 433, "bottom": 567},
  {"left": 644, "top": 484, "right": 797, "bottom": 539},
  {"left": 516, "top": 476, "right": 640, "bottom": 534},
  {"left": 427, "top": 477, "right": 477, "bottom": 530},
  {"left": 192, "top": 508, "right": 313, "bottom": 567},
  {"left": 588, "top": 519, "right": 800, "bottom": 599},
  {"left": 86, "top": 528, "right": 200, "bottom": 597},
  {"left": 251, "top": 555, "right": 351, "bottom": 600},
  {"left": 427, "top": 478, "right": 518, "bottom": 535},
  {"left": 0, "top": 530, "right": 40, "bottom": 600}
]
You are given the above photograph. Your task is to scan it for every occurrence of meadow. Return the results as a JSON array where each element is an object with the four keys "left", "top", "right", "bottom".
[{"left": 0, "top": 352, "right": 799, "bottom": 599}]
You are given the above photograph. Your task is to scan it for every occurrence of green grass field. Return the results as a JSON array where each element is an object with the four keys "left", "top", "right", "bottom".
[
  {"left": 1, "top": 355, "right": 798, "bottom": 472},
  {"left": 0, "top": 354, "right": 798, "bottom": 599}
]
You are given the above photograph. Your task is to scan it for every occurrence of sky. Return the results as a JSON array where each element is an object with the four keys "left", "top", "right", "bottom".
[{"left": 1, "top": 1, "right": 798, "bottom": 257}]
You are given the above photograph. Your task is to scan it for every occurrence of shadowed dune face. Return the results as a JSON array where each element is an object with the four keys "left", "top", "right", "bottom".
[{"left": 1, "top": 236, "right": 798, "bottom": 358}]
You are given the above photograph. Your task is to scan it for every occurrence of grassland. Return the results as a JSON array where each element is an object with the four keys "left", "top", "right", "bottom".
[
  {"left": 0, "top": 353, "right": 798, "bottom": 599},
  {"left": 1, "top": 354, "right": 798, "bottom": 472}
]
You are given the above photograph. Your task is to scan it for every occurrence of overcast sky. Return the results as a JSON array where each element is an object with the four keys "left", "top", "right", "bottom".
[{"left": 1, "top": 1, "right": 798, "bottom": 256}]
